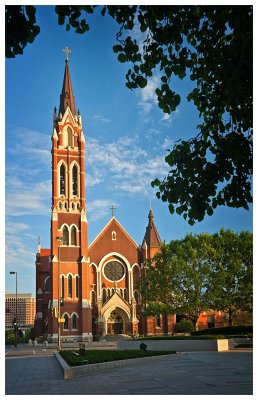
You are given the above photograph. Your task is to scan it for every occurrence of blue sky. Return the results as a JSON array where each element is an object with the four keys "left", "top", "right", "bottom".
[{"left": 5, "top": 5, "right": 253, "bottom": 296}]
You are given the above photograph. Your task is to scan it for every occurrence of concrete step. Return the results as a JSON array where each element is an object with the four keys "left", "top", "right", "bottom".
[{"left": 104, "top": 334, "right": 132, "bottom": 341}]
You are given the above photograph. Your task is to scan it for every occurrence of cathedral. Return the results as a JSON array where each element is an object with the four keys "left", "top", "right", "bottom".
[
  {"left": 34, "top": 54, "right": 176, "bottom": 342},
  {"left": 34, "top": 54, "right": 224, "bottom": 342}
]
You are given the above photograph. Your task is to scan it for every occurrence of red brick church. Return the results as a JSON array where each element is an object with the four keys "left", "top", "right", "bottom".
[{"left": 34, "top": 55, "right": 223, "bottom": 342}]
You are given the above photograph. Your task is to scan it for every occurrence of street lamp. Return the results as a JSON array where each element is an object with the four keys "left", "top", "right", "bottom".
[
  {"left": 56, "top": 236, "right": 63, "bottom": 352},
  {"left": 10, "top": 271, "right": 18, "bottom": 347}
]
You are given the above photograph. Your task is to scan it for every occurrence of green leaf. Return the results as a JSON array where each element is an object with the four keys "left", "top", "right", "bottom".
[
  {"left": 136, "top": 76, "right": 147, "bottom": 88},
  {"left": 207, "top": 207, "right": 214, "bottom": 216},
  {"left": 118, "top": 53, "right": 127, "bottom": 63},
  {"left": 151, "top": 178, "right": 160, "bottom": 187},
  {"left": 169, "top": 204, "right": 175, "bottom": 214},
  {"left": 113, "top": 45, "right": 122, "bottom": 53}
]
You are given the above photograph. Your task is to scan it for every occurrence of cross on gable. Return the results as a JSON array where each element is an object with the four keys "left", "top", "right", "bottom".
[{"left": 110, "top": 205, "right": 116, "bottom": 217}]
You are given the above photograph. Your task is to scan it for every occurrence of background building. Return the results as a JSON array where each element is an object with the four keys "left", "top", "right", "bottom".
[{"left": 5, "top": 293, "right": 35, "bottom": 330}]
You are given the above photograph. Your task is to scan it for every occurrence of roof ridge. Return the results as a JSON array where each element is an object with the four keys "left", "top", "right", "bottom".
[{"left": 89, "top": 217, "right": 140, "bottom": 250}]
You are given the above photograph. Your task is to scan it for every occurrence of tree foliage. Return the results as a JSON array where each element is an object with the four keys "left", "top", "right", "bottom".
[
  {"left": 5, "top": 6, "right": 40, "bottom": 58},
  {"left": 5, "top": 5, "right": 253, "bottom": 224},
  {"left": 208, "top": 229, "right": 253, "bottom": 325},
  {"left": 141, "top": 243, "right": 182, "bottom": 317},
  {"left": 174, "top": 318, "right": 194, "bottom": 333},
  {"left": 168, "top": 233, "right": 215, "bottom": 329},
  {"left": 142, "top": 230, "right": 252, "bottom": 328}
]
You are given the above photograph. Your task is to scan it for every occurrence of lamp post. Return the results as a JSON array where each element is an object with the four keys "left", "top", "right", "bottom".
[
  {"left": 10, "top": 271, "right": 18, "bottom": 347},
  {"left": 56, "top": 236, "right": 62, "bottom": 352}
]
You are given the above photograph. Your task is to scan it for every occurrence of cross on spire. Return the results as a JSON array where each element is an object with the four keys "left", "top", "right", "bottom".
[
  {"left": 110, "top": 205, "right": 116, "bottom": 217},
  {"left": 63, "top": 46, "right": 72, "bottom": 60}
]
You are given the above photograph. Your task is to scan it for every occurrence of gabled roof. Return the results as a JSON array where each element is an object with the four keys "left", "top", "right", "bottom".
[
  {"left": 89, "top": 216, "right": 140, "bottom": 250},
  {"left": 101, "top": 291, "right": 131, "bottom": 316},
  {"left": 59, "top": 59, "right": 76, "bottom": 117},
  {"left": 142, "top": 209, "right": 162, "bottom": 248}
]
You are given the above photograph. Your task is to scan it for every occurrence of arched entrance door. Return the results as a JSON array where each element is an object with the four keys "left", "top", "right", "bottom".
[{"left": 107, "top": 310, "right": 124, "bottom": 334}]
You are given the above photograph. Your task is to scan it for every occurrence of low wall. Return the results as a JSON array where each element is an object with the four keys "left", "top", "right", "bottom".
[
  {"left": 117, "top": 339, "right": 234, "bottom": 352},
  {"left": 54, "top": 352, "right": 177, "bottom": 380}
]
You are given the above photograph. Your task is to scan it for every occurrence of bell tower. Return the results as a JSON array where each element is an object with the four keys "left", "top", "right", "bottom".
[{"left": 48, "top": 49, "right": 92, "bottom": 341}]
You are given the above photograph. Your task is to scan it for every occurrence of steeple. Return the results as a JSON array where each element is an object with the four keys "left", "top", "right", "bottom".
[
  {"left": 142, "top": 209, "right": 162, "bottom": 258},
  {"left": 59, "top": 58, "right": 76, "bottom": 117}
]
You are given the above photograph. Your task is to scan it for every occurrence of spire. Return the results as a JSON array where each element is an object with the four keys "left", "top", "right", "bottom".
[
  {"left": 148, "top": 209, "right": 154, "bottom": 226},
  {"left": 59, "top": 56, "right": 76, "bottom": 117},
  {"left": 142, "top": 209, "right": 162, "bottom": 255}
]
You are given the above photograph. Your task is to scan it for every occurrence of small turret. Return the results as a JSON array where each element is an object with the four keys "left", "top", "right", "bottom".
[{"left": 142, "top": 209, "right": 162, "bottom": 259}]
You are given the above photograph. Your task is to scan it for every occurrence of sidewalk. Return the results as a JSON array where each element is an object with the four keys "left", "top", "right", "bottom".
[
  {"left": 5, "top": 348, "right": 253, "bottom": 395},
  {"left": 5, "top": 341, "right": 117, "bottom": 358}
]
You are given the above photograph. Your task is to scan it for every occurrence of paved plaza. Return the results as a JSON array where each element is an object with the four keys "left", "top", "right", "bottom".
[{"left": 5, "top": 344, "right": 253, "bottom": 395}]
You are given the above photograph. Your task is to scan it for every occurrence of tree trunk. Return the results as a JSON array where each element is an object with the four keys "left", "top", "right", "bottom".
[
  {"left": 228, "top": 308, "right": 233, "bottom": 326},
  {"left": 192, "top": 316, "right": 198, "bottom": 331},
  {"left": 162, "top": 313, "right": 168, "bottom": 335}
]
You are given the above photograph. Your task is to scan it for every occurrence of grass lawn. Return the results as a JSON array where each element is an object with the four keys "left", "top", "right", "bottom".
[{"left": 60, "top": 349, "right": 176, "bottom": 367}]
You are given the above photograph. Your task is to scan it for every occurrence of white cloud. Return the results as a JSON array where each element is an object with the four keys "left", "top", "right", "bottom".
[
  {"left": 138, "top": 75, "right": 160, "bottom": 114},
  {"left": 6, "top": 176, "right": 51, "bottom": 217},
  {"left": 161, "top": 107, "right": 179, "bottom": 124},
  {"left": 161, "top": 137, "right": 173, "bottom": 151},
  {"left": 87, "top": 199, "right": 119, "bottom": 222},
  {"left": 92, "top": 114, "right": 111, "bottom": 124},
  {"left": 8, "top": 127, "right": 51, "bottom": 166},
  {"left": 86, "top": 134, "right": 169, "bottom": 198},
  {"left": 131, "top": 16, "right": 151, "bottom": 53},
  {"left": 162, "top": 113, "right": 171, "bottom": 121},
  {"left": 5, "top": 220, "right": 37, "bottom": 271}
]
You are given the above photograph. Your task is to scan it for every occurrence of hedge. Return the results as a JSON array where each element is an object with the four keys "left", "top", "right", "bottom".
[
  {"left": 60, "top": 349, "right": 176, "bottom": 367},
  {"left": 191, "top": 324, "right": 253, "bottom": 336}
]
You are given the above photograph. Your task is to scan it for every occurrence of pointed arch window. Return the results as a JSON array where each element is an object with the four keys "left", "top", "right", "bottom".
[
  {"left": 61, "top": 276, "right": 65, "bottom": 300},
  {"left": 62, "top": 226, "right": 69, "bottom": 246},
  {"left": 72, "top": 314, "right": 77, "bottom": 330},
  {"left": 72, "top": 165, "right": 78, "bottom": 196},
  {"left": 67, "top": 127, "right": 73, "bottom": 147},
  {"left": 71, "top": 226, "right": 77, "bottom": 246},
  {"left": 76, "top": 276, "right": 79, "bottom": 298},
  {"left": 102, "top": 288, "right": 106, "bottom": 304},
  {"left": 63, "top": 314, "right": 69, "bottom": 330},
  {"left": 60, "top": 164, "right": 66, "bottom": 195},
  {"left": 45, "top": 277, "right": 50, "bottom": 293},
  {"left": 91, "top": 291, "right": 96, "bottom": 307},
  {"left": 68, "top": 274, "right": 73, "bottom": 298},
  {"left": 134, "top": 290, "right": 139, "bottom": 304},
  {"left": 156, "top": 315, "right": 161, "bottom": 328}
]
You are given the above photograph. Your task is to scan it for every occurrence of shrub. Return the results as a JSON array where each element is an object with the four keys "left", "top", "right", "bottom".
[
  {"left": 174, "top": 319, "right": 194, "bottom": 333},
  {"left": 191, "top": 324, "right": 253, "bottom": 336}
]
